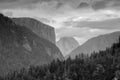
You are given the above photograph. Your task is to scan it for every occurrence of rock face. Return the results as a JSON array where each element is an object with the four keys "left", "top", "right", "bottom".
[
  {"left": 12, "top": 18, "right": 55, "bottom": 44},
  {"left": 57, "top": 37, "right": 79, "bottom": 56},
  {"left": 0, "top": 14, "right": 63, "bottom": 76},
  {"left": 67, "top": 31, "right": 120, "bottom": 59}
]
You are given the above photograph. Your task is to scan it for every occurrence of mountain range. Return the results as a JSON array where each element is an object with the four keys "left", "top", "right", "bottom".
[{"left": 66, "top": 31, "right": 120, "bottom": 59}]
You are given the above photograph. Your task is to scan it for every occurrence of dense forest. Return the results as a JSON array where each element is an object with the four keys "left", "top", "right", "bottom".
[{"left": 1, "top": 37, "right": 120, "bottom": 80}]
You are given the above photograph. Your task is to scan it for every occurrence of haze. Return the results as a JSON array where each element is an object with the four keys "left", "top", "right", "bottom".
[{"left": 1, "top": 0, "right": 120, "bottom": 45}]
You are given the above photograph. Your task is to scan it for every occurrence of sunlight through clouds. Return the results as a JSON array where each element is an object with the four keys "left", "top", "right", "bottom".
[{"left": 0, "top": 0, "right": 120, "bottom": 45}]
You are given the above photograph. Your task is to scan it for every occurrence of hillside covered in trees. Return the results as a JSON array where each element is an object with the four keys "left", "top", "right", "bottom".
[{"left": 1, "top": 37, "right": 120, "bottom": 80}]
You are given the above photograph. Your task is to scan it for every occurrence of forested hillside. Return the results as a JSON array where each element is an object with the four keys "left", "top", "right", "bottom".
[
  {"left": 1, "top": 37, "right": 120, "bottom": 80},
  {"left": 68, "top": 31, "right": 120, "bottom": 59}
]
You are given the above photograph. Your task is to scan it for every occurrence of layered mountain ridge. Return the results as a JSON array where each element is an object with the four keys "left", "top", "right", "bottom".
[
  {"left": 67, "top": 31, "right": 120, "bottom": 59},
  {"left": 0, "top": 14, "right": 63, "bottom": 76}
]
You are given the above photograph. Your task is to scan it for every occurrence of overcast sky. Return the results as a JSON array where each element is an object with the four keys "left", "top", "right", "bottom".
[{"left": 1, "top": 0, "right": 120, "bottom": 45}]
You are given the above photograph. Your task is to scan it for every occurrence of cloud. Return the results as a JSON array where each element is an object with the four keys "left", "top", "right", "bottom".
[
  {"left": 0, "top": 0, "right": 57, "bottom": 9},
  {"left": 112, "top": 0, "right": 120, "bottom": 8},
  {"left": 91, "top": 0, "right": 120, "bottom": 10},
  {"left": 56, "top": 26, "right": 119, "bottom": 44},
  {"left": 56, "top": 27, "right": 110, "bottom": 38},
  {"left": 63, "top": 17, "right": 120, "bottom": 30},
  {"left": 0, "top": 0, "right": 52, "bottom": 3},
  {"left": 0, "top": 0, "right": 18, "bottom": 2},
  {"left": 2, "top": 11, "right": 13, "bottom": 17},
  {"left": 0, "top": 0, "right": 90, "bottom": 10},
  {"left": 55, "top": 2, "right": 64, "bottom": 9},
  {"left": 74, "top": 18, "right": 120, "bottom": 29},
  {"left": 0, "top": 0, "right": 120, "bottom": 10},
  {"left": 92, "top": 0, "right": 112, "bottom": 10},
  {"left": 1, "top": 0, "right": 120, "bottom": 45},
  {"left": 77, "top": 2, "right": 89, "bottom": 8}
]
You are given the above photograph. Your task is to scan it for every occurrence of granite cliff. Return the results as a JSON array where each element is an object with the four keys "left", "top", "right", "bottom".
[
  {"left": 12, "top": 18, "right": 55, "bottom": 44},
  {"left": 0, "top": 14, "right": 63, "bottom": 76}
]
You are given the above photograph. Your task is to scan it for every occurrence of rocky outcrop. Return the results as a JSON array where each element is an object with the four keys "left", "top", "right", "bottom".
[
  {"left": 57, "top": 37, "right": 79, "bottom": 56},
  {"left": 0, "top": 14, "right": 63, "bottom": 76},
  {"left": 67, "top": 31, "right": 120, "bottom": 59},
  {"left": 12, "top": 18, "right": 55, "bottom": 44}
]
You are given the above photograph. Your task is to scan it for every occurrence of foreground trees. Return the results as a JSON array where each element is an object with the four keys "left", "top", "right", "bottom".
[{"left": 2, "top": 38, "right": 120, "bottom": 80}]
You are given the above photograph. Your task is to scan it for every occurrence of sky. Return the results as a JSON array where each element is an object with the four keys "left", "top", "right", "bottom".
[{"left": 0, "top": 0, "right": 120, "bottom": 45}]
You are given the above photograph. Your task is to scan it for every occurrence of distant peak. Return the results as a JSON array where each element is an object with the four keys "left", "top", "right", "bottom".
[
  {"left": 58, "top": 37, "right": 79, "bottom": 44},
  {"left": 60, "top": 37, "right": 75, "bottom": 40},
  {"left": 57, "top": 37, "right": 79, "bottom": 56}
]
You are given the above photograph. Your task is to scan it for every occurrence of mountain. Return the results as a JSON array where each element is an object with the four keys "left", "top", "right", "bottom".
[
  {"left": 57, "top": 37, "right": 79, "bottom": 56},
  {"left": 67, "top": 31, "right": 120, "bottom": 59},
  {"left": 0, "top": 14, "right": 63, "bottom": 76},
  {"left": 12, "top": 18, "right": 55, "bottom": 44}
]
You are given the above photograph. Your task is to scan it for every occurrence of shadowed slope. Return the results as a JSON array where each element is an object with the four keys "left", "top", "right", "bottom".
[{"left": 0, "top": 14, "right": 63, "bottom": 76}]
